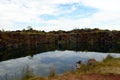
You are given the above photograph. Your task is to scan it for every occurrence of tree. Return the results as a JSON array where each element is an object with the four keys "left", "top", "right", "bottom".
[{"left": 27, "top": 26, "right": 33, "bottom": 31}]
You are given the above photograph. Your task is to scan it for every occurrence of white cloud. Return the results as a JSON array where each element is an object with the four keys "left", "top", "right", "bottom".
[
  {"left": 0, "top": 0, "right": 120, "bottom": 31},
  {"left": 81, "top": 0, "right": 120, "bottom": 11}
]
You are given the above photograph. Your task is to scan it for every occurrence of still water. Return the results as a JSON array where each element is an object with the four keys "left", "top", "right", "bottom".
[{"left": 0, "top": 50, "right": 120, "bottom": 80}]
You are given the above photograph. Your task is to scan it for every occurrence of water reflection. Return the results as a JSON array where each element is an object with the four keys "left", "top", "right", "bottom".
[
  {"left": 1, "top": 41, "right": 120, "bottom": 62},
  {"left": 0, "top": 50, "right": 120, "bottom": 80}
]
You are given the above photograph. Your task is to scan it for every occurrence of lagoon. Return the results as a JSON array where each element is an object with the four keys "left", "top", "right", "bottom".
[{"left": 0, "top": 50, "right": 120, "bottom": 80}]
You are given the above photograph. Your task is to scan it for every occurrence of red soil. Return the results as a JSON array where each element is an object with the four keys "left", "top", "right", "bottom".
[{"left": 80, "top": 73, "right": 120, "bottom": 80}]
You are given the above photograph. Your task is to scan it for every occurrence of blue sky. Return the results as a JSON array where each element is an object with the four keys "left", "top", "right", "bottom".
[
  {"left": 0, "top": 0, "right": 120, "bottom": 31},
  {"left": 40, "top": 3, "right": 98, "bottom": 20}
]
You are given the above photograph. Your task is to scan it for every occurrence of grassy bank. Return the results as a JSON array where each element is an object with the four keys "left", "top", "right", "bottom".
[{"left": 22, "top": 55, "right": 120, "bottom": 80}]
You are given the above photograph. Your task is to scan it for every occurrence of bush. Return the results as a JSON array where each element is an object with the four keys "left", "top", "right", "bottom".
[{"left": 104, "top": 55, "right": 114, "bottom": 61}]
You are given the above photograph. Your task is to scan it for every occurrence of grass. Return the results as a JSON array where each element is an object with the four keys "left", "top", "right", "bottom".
[
  {"left": 48, "top": 67, "right": 56, "bottom": 77},
  {"left": 21, "top": 55, "right": 120, "bottom": 80},
  {"left": 22, "top": 66, "right": 35, "bottom": 80}
]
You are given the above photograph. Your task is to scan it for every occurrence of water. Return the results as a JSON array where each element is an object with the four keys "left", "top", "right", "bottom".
[{"left": 0, "top": 50, "right": 120, "bottom": 80}]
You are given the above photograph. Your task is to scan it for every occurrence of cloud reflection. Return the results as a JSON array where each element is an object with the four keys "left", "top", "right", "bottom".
[{"left": 0, "top": 50, "right": 120, "bottom": 80}]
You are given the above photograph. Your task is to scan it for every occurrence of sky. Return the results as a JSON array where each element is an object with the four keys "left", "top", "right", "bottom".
[{"left": 0, "top": 0, "right": 120, "bottom": 31}]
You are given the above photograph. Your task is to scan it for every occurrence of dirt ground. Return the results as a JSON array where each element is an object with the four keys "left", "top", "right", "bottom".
[{"left": 80, "top": 73, "right": 120, "bottom": 80}]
